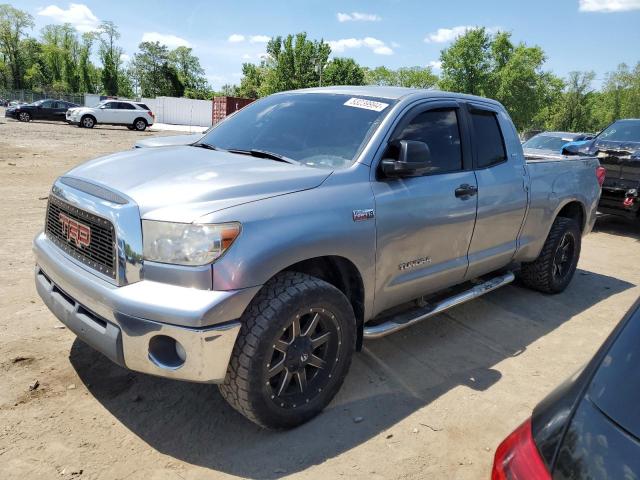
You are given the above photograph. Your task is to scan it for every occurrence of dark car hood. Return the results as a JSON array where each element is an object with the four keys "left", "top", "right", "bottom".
[{"left": 64, "top": 145, "right": 332, "bottom": 222}]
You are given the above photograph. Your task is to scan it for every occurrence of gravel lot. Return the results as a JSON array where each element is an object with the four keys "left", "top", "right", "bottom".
[{"left": 1, "top": 109, "right": 639, "bottom": 480}]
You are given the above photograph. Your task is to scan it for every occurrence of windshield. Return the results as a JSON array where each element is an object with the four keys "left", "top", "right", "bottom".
[
  {"left": 523, "top": 134, "right": 574, "bottom": 151},
  {"left": 598, "top": 121, "right": 640, "bottom": 143},
  {"left": 199, "top": 93, "right": 394, "bottom": 169}
]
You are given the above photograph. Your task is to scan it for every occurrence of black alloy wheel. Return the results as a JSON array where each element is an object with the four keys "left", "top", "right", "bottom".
[{"left": 266, "top": 307, "right": 341, "bottom": 409}]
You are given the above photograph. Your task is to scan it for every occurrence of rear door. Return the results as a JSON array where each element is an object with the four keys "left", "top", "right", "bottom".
[
  {"left": 463, "top": 103, "right": 528, "bottom": 279},
  {"left": 372, "top": 100, "right": 478, "bottom": 313},
  {"left": 50, "top": 101, "right": 68, "bottom": 121},
  {"left": 117, "top": 102, "right": 136, "bottom": 125}
]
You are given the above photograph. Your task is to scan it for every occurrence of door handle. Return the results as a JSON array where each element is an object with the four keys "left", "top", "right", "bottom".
[{"left": 455, "top": 184, "right": 478, "bottom": 198}]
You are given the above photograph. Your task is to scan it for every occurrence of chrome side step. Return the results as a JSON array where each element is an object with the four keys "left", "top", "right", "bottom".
[{"left": 363, "top": 272, "right": 515, "bottom": 340}]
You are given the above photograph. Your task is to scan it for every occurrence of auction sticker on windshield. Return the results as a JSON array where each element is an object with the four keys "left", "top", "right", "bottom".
[{"left": 344, "top": 97, "right": 389, "bottom": 112}]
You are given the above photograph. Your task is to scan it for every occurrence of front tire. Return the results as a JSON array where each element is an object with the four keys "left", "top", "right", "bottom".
[
  {"left": 219, "top": 272, "right": 356, "bottom": 429},
  {"left": 80, "top": 115, "right": 95, "bottom": 128},
  {"left": 18, "top": 111, "right": 31, "bottom": 122},
  {"left": 519, "top": 217, "right": 581, "bottom": 294}
]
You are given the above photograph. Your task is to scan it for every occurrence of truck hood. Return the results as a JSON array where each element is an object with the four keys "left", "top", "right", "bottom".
[
  {"left": 134, "top": 133, "right": 204, "bottom": 149},
  {"left": 64, "top": 145, "right": 332, "bottom": 222}
]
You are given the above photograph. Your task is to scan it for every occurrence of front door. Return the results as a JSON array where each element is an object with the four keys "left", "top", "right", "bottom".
[{"left": 372, "top": 101, "right": 478, "bottom": 314}]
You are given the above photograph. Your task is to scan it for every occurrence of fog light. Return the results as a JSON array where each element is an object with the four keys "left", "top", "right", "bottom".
[{"left": 148, "top": 335, "right": 186, "bottom": 370}]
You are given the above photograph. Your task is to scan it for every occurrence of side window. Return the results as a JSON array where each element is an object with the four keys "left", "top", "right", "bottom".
[
  {"left": 102, "top": 102, "right": 115, "bottom": 109},
  {"left": 470, "top": 110, "right": 507, "bottom": 168},
  {"left": 391, "top": 108, "right": 463, "bottom": 174},
  {"left": 119, "top": 102, "right": 135, "bottom": 110},
  {"left": 40, "top": 100, "right": 53, "bottom": 108}
]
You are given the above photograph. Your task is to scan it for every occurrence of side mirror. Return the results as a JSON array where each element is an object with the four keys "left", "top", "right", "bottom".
[
  {"left": 562, "top": 144, "right": 581, "bottom": 156},
  {"left": 381, "top": 140, "right": 432, "bottom": 177}
]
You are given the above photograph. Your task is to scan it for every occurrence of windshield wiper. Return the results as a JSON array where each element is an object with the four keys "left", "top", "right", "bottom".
[
  {"left": 226, "top": 148, "right": 300, "bottom": 165},
  {"left": 192, "top": 142, "right": 219, "bottom": 150}
]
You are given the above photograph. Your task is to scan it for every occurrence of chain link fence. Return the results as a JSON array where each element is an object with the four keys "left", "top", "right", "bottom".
[{"left": 0, "top": 89, "right": 84, "bottom": 106}]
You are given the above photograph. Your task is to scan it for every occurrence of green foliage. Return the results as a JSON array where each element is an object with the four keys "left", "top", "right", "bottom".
[
  {"left": 323, "top": 57, "right": 365, "bottom": 86},
  {"left": 0, "top": 4, "right": 34, "bottom": 89},
  {"left": 132, "top": 41, "right": 186, "bottom": 97},
  {"left": 0, "top": 3, "right": 639, "bottom": 134},
  {"left": 259, "top": 33, "right": 330, "bottom": 95},
  {"left": 439, "top": 27, "right": 492, "bottom": 95},
  {"left": 169, "top": 46, "right": 210, "bottom": 98}
]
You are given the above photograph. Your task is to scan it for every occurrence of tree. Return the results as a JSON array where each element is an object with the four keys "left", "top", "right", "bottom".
[
  {"left": 259, "top": 33, "right": 331, "bottom": 95},
  {"left": 323, "top": 57, "right": 365, "bottom": 86},
  {"left": 235, "top": 62, "right": 263, "bottom": 98},
  {"left": 0, "top": 4, "right": 34, "bottom": 89},
  {"left": 364, "top": 66, "right": 397, "bottom": 86},
  {"left": 439, "top": 27, "right": 492, "bottom": 95},
  {"left": 396, "top": 66, "right": 438, "bottom": 88},
  {"left": 98, "top": 21, "right": 123, "bottom": 95},
  {"left": 169, "top": 46, "right": 210, "bottom": 98},
  {"left": 547, "top": 71, "right": 597, "bottom": 131},
  {"left": 132, "top": 41, "right": 184, "bottom": 97}
]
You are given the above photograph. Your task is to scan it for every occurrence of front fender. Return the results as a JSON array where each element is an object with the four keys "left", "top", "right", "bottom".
[{"left": 200, "top": 165, "right": 377, "bottom": 320}]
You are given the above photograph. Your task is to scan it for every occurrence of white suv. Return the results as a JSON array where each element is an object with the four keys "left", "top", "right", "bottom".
[{"left": 67, "top": 100, "right": 155, "bottom": 131}]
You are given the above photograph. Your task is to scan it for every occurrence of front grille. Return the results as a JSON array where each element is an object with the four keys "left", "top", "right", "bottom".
[{"left": 46, "top": 195, "right": 117, "bottom": 279}]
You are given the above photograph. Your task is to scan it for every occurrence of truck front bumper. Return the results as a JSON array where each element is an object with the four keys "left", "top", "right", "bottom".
[{"left": 34, "top": 231, "right": 260, "bottom": 383}]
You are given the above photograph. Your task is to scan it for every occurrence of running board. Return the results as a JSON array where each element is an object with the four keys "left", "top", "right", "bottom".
[{"left": 363, "top": 272, "right": 515, "bottom": 340}]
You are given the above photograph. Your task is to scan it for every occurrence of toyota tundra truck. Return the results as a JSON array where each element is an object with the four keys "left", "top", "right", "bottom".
[{"left": 34, "top": 87, "right": 604, "bottom": 429}]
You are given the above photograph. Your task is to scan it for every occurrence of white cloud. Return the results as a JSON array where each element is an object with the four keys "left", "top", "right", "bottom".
[
  {"left": 228, "top": 34, "right": 245, "bottom": 43},
  {"left": 120, "top": 53, "right": 130, "bottom": 62},
  {"left": 337, "top": 12, "right": 381, "bottom": 22},
  {"left": 142, "top": 32, "right": 191, "bottom": 48},
  {"left": 428, "top": 60, "right": 443, "bottom": 71},
  {"left": 241, "top": 53, "right": 252, "bottom": 60},
  {"left": 424, "top": 25, "right": 501, "bottom": 43},
  {"left": 249, "top": 35, "right": 270, "bottom": 43},
  {"left": 37, "top": 3, "right": 100, "bottom": 33},
  {"left": 579, "top": 0, "right": 640, "bottom": 11},
  {"left": 328, "top": 37, "right": 394, "bottom": 55}
]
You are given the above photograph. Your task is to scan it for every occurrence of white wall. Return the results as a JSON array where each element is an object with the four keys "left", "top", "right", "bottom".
[{"left": 141, "top": 96, "right": 212, "bottom": 127}]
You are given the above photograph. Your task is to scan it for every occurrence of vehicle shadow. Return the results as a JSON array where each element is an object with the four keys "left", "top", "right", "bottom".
[
  {"left": 69, "top": 269, "right": 634, "bottom": 479},
  {"left": 593, "top": 214, "right": 640, "bottom": 241}
]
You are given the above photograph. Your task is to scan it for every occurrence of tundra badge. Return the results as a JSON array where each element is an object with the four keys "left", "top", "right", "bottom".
[{"left": 352, "top": 209, "right": 375, "bottom": 222}]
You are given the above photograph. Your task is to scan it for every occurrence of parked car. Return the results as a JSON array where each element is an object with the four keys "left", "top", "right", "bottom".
[
  {"left": 34, "top": 86, "right": 604, "bottom": 429},
  {"left": 522, "top": 131, "right": 594, "bottom": 157},
  {"left": 66, "top": 100, "right": 155, "bottom": 131},
  {"left": 564, "top": 119, "right": 640, "bottom": 221},
  {"left": 492, "top": 297, "right": 640, "bottom": 479},
  {"left": 4, "top": 99, "right": 78, "bottom": 122}
]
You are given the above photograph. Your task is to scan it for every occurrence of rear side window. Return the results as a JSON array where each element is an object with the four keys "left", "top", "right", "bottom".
[
  {"left": 471, "top": 110, "right": 507, "bottom": 168},
  {"left": 119, "top": 102, "right": 135, "bottom": 110},
  {"left": 393, "top": 108, "right": 463, "bottom": 174},
  {"left": 136, "top": 103, "right": 149, "bottom": 110}
]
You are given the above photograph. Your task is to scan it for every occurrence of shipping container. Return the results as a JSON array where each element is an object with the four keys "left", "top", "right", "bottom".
[{"left": 212, "top": 96, "right": 255, "bottom": 124}]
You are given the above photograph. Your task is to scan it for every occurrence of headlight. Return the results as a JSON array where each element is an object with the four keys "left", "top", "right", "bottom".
[{"left": 142, "top": 220, "right": 241, "bottom": 266}]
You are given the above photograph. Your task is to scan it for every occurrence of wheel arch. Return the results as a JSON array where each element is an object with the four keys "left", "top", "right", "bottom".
[
  {"left": 275, "top": 256, "right": 366, "bottom": 350},
  {"left": 555, "top": 199, "right": 586, "bottom": 233},
  {"left": 81, "top": 113, "right": 96, "bottom": 124}
]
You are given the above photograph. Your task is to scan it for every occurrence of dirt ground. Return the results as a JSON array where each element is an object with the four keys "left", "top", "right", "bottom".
[{"left": 1, "top": 109, "right": 639, "bottom": 480}]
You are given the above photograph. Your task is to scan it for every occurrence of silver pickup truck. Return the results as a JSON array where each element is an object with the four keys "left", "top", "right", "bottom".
[{"left": 34, "top": 86, "right": 603, "bottom": 429}]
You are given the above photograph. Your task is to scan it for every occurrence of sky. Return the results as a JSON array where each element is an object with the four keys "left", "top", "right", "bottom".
[{"left": 12, "top": 0, "right": 640, "bottom": 90}]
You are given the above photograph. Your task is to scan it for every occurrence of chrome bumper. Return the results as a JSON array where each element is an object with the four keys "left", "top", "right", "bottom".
[{"left": 34, "top": 232, "right": 260, "bottom": 383}]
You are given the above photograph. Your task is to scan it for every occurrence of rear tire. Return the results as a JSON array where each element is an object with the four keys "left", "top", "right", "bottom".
[
  {"left": 133, "top": 118, "right": 147, "bottom": 131},
  {"left": 519, "top": 217, "right": 581, "bottom": 294},
  {"left": 219, "top": 272, "right": 356, "bottom": 429}
]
